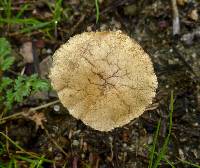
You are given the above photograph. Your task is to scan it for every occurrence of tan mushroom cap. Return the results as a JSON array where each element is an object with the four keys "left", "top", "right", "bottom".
[{"left": 49, "top": 31, "right": 158, "bottom": 131}]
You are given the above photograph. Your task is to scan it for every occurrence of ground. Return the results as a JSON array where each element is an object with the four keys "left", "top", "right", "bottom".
[{"left": 0, "top": 0, "right": 200, "bottom": 168}]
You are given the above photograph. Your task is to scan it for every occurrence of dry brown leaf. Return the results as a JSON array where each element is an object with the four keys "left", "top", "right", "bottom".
[{"left": 24, "top": 112, "right": 46, "bottom": 130}]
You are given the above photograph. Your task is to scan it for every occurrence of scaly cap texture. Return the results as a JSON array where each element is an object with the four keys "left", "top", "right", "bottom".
[{"left": 49, "top": 31, "right": 158, "bottom": 131}]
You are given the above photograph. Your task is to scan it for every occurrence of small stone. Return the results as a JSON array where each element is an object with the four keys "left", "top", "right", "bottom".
[
  {"left": 100, "top": 24, "right": 107, "bottom": 31},
  {"left": 123, "top": 143, "right": 127, "bottom": 148},
  {"left": 147, "top": 135, "right": 153, "bottom": 144},
  {"left": 87, "top": 26, "right": 92, "bottom": 32},
  {"left": 109, "top": 136, "right": 113, "bottom": 142},
  {"left": 124, "top": 4, "right": 137, "bottom": 16},
  {"left": 54, "top": 153, "right": 63, "bottom": 161},
  {"left": 48, "top": 146, "right": 53, "bottom": 152},
  {"left": 193, "top": 122, "right": 198, "bottom": 127},
  {"left": 20, "top": 41, "right": 33, "bottom": 63},
  {"left": 178, "top": 148, "right": 185, "bottom": 160},
  {"left": 39, "top": 56, "right": 53, "bottom": 79},
  {"left": 81, "top": 153, "right": 85, "bottom": 159},
  {"left": 191, "top": 149, "right": 198, "bottom": 158},
  {"left": 72, "top": 140, "right": 79, "bottom": 146},
  {"left": 188, "top": 9, "right": 198, "bottom": 21},
  {"left": 181, "top": 33, "right": 194, "bottom": 45},
  {"left": 185, "top": 146, "right": 189, "bottom": 151},
  {"left": 192, "top": 53, "right": 197, "bottom": 58},
  {"left": 180, "top": 137, "right": 187, "bottom": 142},
  {"left": 73, "top": 129, "right": 81, "bottom": 135},
  {"left": 54, "top": 105, "right": 60, "bottom": 112},
  {"left": 46, "top": 48, "right": 52, "bottom": 54}
]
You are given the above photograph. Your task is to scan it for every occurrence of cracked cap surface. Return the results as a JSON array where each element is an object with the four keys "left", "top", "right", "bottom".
[{"left": 49, "top": 31, "right": 158, "bottom": 131}]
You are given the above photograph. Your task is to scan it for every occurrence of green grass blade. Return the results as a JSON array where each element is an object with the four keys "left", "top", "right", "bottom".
[
  {"left": 0, "top": 132, "right": 26, "bottom": 152},
  {"left": 16, "top": 4, "right": 29, "bottom": 18},
  {"left": 0, "top": 132, "right": 52, "bottom": 163},
  {"left": 36, "top": 157, "right": 45, "bottom": 168},
  {"left": 152, "top": 91, "right": 174, "bottom": 168},
  {"left": 19, "top": 21, "right": 53, "bottom": 33},
  {"left": 148, "top": 118, "right": 161, "bottom": 168},
  {"left": 0, "top": 18, "right": 41, "bottom": 25},
  {"left": 15, "top": 155, "right": 36, "bottom": 163},
  {"left": 95, "top": 0, "right": 100, "bottom": 23},
  {"left": 14, "top": 158, "right": 19, "bottom": 168},
  {"left": 53, "top": 0, "right": 63, "bottom": 22},
  {"left": 177, "top": 158, "right": 200, "bottom": 168},
  {"left": 3, "top": 0, "right": 12, "bottom": 19}
]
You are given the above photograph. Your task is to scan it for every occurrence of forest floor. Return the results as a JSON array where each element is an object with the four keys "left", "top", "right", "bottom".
[{"left": 0, "top": 0, "right": 200, "bottom": 168}]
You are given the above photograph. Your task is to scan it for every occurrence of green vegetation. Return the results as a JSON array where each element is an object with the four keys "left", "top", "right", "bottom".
[
  {"left": 148, "top": 91, "right": 174, "bottom": 168},
  {"left": 0, "top": 0, "right": 64, "bottom": 36},
  {"left": 0, "top": 1, "right": 199, "bottom": 167},
  {"left": 0, "top": 132, "right": 53, "bottom": 168},
  {"left": 0, "top": 37, "right": 50, "bottom": 114},
  {"left": 147, "top": 91, "right": 200, "bottom": 168},
  {"left": 95, "top": 0, "right": 100, "bottom": 23}
]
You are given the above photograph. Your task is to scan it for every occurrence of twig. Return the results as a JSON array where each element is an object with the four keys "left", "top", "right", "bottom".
[
  {"left": 177, "top": 158, "right": 200, "bottom": 168},
  {"left": 0, "top": 100, "right": 60, "bottom": 122},
  {"left": 44, "top": 128, "right": 69, "bottom": 158},
  {"left": 172, "top": 46, "right": 198, "bottom": 78},
  {"left": 5, "top": 127, "right": 10, "bottom": 156},
  {"left": 171, "top": 0, "right": 180, "bottom": 35},
  {"left": 65, "top": 14, "right": 86, "bottom": 37}
]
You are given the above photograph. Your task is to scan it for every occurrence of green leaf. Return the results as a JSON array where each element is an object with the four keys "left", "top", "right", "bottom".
[
  {"left": 0, "top": 37, "right": 14, "bottom": 70},
  {"left": 5, "top": 89, "right": 14, "bottom": 109},
  {"left": 0, "top": 77, "right": 13, "bottom": 92},
  {"left": 14, "top": 76, "right": 30, "bottom": 102},
  {"left": 1, "top": 57, "right": 15, "bottom": 71},
  {"left": 0, "top": 37, "right": 11, "bottom": 57},
  {"left": 1, "top": 73, "right": 50, "bottom": 110}
]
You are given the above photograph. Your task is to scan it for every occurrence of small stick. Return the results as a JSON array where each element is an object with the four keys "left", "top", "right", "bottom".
[
  {"left": 171, "top": 0, "right": 180, "bottom": 35},
  {"left": 6, "top": 127, "right": 10, "bottom": 156},
  {"left": 44, "top": 128, "right": 69, "bottom": 158},
  {"left": 0, "top": 100, "right": 60, "bottom": 122}
]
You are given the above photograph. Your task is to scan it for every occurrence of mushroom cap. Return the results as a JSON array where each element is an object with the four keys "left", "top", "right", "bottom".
[{"left": 49, "top": 31, "right": 157, "bottom": 131}]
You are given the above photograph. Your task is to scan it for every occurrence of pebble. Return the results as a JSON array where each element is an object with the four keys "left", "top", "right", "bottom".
[
  {"left": 54, "top": 105, "right": 60, "bottom": 112},
  {"left": 192, "top": 53, "right": 197, "bottom": 59},
  {"left": 109, "top": 136, "right": 113, "bottom": 142},
  {"left": 123, "top": 143, "right": 127, "bottom": 148},
  {"left": 48, "top": 146, "right": 53, "bottom": 152},
  {"left": 46, "top": 48, "right": 52, "bottom": 54},
  {"left": 147, "top": 135, "right": 153, "bottom": 144},
  {"left": 72, "top": 139, "right": 79, "bottom": 146},
  {"left": 81, "top": 153, "right": 85, "bottom": 159},
  {"left": 192, "top": 122, "right": 198, "bottom": 127},
  {"left": 73, "top": 129, "right": 81, "bottom": 136},
  {"left": 178, "top": 148, "right": 185, "bottom": 160},
  {"left": 188, "top": 9, "right": 198, "bottom": 21},
  {"left": 54, "top": 153, "right": 63, "bottom": 161}
]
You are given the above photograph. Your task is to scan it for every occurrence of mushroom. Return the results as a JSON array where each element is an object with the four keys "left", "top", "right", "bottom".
[{"left": 49, "top": 31, "right": 157, "bottom": 131}]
